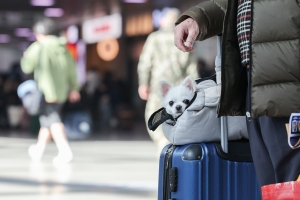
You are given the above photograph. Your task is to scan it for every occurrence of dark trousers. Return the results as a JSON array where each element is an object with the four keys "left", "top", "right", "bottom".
[
  {"left": 247, "top": 116, "right": 300, "bottom": 188},
  {"left": 39, "top": 103, "right": 62, "bottom": 128}
]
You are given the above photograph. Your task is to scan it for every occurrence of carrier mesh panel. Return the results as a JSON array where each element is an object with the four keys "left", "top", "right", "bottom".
[
  {"left": 148, "top": 108, "right": 174, "bottom": 131},
  {"left": 152, "top": 109, "right": 164, "bottom": 124}
]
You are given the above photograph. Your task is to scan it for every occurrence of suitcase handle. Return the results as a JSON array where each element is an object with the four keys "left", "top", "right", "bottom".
[{"left": 216, "top": 35, "right": 228, "bottom": 153}]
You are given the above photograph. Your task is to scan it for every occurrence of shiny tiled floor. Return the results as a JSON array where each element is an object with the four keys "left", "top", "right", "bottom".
[{"left": 0, "top": 129, "right": 159, "bottom": 200}]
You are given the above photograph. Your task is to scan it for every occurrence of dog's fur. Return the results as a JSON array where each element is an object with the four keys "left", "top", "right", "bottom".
[{"left": 159, "top": 76, "right": 197, "bottom": 119}]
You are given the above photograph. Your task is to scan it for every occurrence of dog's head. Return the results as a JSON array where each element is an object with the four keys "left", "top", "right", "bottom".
[{"left": 159, "top": 76, "right": 196, "bottom": 118}]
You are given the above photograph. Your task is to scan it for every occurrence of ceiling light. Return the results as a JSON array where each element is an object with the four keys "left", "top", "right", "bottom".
[
  {"left": 30, "top": 0, "right": 55, "bottom": 6},
  {"left": 0, "top": 34, "right": 11, "bottom": 43},
  {"left": 66, "top": 25, "right": 79, "bottom": 44},
  {"left": 44, "top": 8, "right": 64, "bottom": 17},
  {"left": 123, "top": 0, "right": 147, "bottom": 3},
  {"left": 15, "top": 28, "right": 32, "bottom": 37}
]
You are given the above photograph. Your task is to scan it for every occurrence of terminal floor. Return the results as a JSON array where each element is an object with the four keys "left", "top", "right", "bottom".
[{"left": 0, "top": 123, "right": 159, "bottom": 200}]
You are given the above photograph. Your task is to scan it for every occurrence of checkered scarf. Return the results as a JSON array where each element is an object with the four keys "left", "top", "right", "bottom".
[{"left": 237, "top": 0, "right": 252, "bottom": 66}]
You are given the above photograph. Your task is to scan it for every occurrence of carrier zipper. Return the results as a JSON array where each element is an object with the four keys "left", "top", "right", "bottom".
[
  {"left": 246, "top": 68, "right": 252, "bottom": 121},
  {"left": 246, "top": 0, "right": 254, "bottom": 122}
]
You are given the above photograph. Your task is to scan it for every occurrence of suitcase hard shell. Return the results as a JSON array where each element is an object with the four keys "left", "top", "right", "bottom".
[{"left": 158, "top": 141, "right": 261, "bottom": 200}]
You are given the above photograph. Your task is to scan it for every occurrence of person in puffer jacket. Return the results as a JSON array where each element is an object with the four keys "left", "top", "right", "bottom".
[
  {"left": 21, "top": 18, "right": 81, "bottom": 164},
  {"left": 174, "top": 0, "right": 300, "bottom": 190}
]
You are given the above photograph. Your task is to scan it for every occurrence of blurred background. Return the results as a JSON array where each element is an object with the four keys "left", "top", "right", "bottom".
[{"left": 0, "top": 0, "right": 217, "bottom": 199}]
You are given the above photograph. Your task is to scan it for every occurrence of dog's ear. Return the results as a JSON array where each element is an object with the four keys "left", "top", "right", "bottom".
[
  {"left": 159, "top": 81, "right": 172, "bottom": 98},
  {"left": 182, "top": 76, "right": 196, "bottom": 92}
]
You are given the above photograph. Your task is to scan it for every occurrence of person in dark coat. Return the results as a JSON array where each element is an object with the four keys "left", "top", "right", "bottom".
[{"left": 174, "top": 0, "right": 300, "bottom": 189}]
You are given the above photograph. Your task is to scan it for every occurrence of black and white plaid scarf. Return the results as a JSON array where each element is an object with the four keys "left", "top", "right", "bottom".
[{"left": 237, "top": 0, "right": 252, "bottom": 67}]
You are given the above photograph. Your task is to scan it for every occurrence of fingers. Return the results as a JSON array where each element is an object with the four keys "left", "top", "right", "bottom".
[
  {"left": 184, "top": 29, "right": 197, "bottom": 49},
  {"left": 69, "top": 91, "right": 81, "bottom": 102},
  {"left": 174, "top": 25, "right": 188, "bottom": 52},
  {"left": 174, "top": 18, "right": 199, "bottom": 52},
  {"left": 138, "top": 85, "right": 149, "bottom": 100}
]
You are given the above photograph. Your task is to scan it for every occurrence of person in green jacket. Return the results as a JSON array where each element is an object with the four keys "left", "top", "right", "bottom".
[
  {"left": 174, "top": 0, "right": 300, "bottom": 190},
  {"left": 21, "top": 18, "right": 81, "bottom": 164}
]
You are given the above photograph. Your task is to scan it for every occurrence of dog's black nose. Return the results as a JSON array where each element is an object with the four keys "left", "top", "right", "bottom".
[{"left": 176, "top": 105, "right": 182, "bottom": 111}]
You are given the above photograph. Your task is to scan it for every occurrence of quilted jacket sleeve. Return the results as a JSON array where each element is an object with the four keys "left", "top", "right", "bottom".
[
  {"left": 137, "top": 33, "right": 155, "bottom": 86},
  {"left": 175, "top": 0, "right": 227, "bottom": 41}
]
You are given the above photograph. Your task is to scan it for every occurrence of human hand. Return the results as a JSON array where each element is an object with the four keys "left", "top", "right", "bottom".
[
  {"left": 174, "top": 18, "right": 199, "bottom": 52},
  {"left": 68, "top": 90, "right": 81, "bottom": 103},
  {"left": 138, "top": 85, "right": 150, "bottom": 100}
]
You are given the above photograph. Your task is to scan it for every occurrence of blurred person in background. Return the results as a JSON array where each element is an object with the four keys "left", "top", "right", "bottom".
[
  {"left": 84, "top": 67, "right": 101, "bottom": 124},
  {"left": 4, "top": 61, "right": 25, "bottom": 130},
  {"left": 94, "top": 71, "right": 128, "bottom": 130},
  {"left": 21, "top": 18, "right": 81, "bottom": 164},
  {"left": 85, "top": 67, "right": 101, "bottom": 102},
  {"left": 137, "top": 8, "right": 198, "bottom": 153}
]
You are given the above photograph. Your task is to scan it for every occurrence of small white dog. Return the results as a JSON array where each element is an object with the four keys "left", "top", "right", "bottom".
[{"left": 159, "top": 76, "right": 197, "bottom": 119}]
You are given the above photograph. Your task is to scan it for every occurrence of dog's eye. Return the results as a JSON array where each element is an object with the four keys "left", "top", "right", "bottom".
[
  {"left": 169, "top": 101, "right": 174, "bottom": 106},
  {"left": 183, "top": 99, "right": 190, "bottom": 104}
]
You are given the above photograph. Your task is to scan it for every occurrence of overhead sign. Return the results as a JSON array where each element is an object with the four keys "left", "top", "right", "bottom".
[{"left": 82, "top": 13, "right": 122, "bottom": 44}]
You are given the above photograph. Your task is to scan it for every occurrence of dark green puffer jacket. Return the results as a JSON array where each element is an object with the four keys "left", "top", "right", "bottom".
[{"left": 176, "top": 0, "right": 300, "bottom": 119}]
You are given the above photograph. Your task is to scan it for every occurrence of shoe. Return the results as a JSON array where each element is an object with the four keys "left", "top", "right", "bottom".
[
  {"left": 52, "top": 151, "right": 73, "bottom": 165},
  {"left": 28, "top": 144, "right": 44, "bottom": 162}
]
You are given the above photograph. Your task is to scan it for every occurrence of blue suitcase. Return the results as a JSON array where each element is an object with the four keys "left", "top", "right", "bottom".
[{"left": 158, "top": 140, "right": 261, "bottom": 200}]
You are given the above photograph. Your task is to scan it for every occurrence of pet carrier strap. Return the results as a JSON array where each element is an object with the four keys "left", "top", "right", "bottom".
[
  {"left": 216, "top": 35, "right": 228, "bottom": 153},
  {"left": 174, "top": 92, "right": 197, "bottom": 121}
]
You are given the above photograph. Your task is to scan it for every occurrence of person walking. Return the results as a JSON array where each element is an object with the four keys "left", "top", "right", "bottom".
[
  {"left": 137, "top": 8, "right": 199, "bottom": 154},
  {"left": 174, "top": 0, "right": 300, "bottom": 190},
  {"left": 21, "top": 18, "right": 81, "bottom": 164}
]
